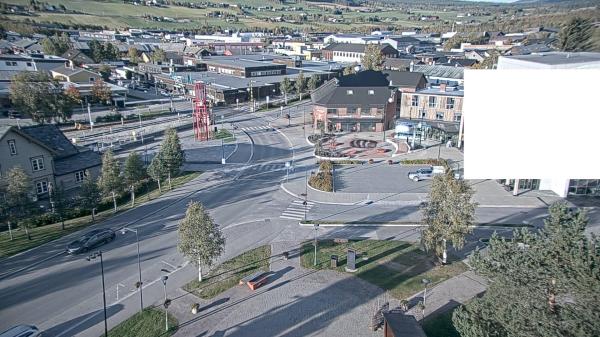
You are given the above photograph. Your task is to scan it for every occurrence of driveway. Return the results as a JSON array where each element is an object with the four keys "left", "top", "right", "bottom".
[{"left": 334, "top": 163, "right": 432, "bottom": 193}]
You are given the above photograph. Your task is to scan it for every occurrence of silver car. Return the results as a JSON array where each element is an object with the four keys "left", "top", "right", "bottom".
[{"left": 408, "top": 167, "right": 434, "bottom": 182}]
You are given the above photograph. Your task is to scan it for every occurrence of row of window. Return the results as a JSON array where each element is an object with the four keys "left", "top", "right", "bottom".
[
  {"left": 327, "top": 108, "right": 384, "bottom": 115},
  {"left": 346, "top": 90, "right": 375, "bottom": 95},
  {"left": 411, "top": 95, "right": 456, "bottom": 109},
  {"left": 250, "top": 69, "right": 282, "bottom": 77},
  {"left": 333, "top": 51, "right": 363, "bottom": 59},
  {"left": 31, "top": 171, "right": 87, "bottom": 195}
]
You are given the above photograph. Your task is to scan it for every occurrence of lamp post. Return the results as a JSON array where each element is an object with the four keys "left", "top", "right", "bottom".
[
  {"left": 313, "top": 223, "right": 320, "bottom": 266},
  {"left": 87, "top": 251, "right": 108, "bottom": 337},
  {"left": 422, "top": 278, "right": 431, "bottom": 319},
  {"left": 161, "top": 275, "right": 169, "bottom": 332},
  {"left": 120, "top": 227, "right": 143, "bottom": 313}
]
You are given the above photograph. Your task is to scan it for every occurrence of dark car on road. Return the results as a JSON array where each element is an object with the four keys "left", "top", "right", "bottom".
[
  {"left": 0, "top": 325, "right": 42, "bottom": 337},
  {"left": 66, "top": 228, "right": 115, "bottom": 254}
]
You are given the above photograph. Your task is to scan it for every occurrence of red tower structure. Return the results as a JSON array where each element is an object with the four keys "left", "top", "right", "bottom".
[{"left": 193, "top": 82, "right": 211, "bottom": 141}]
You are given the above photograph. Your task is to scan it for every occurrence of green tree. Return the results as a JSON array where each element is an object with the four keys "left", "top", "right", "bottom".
[
  {"left": 147, "top": 153, "right": 168, "bottom": 193},
  {"left": 295, "top": 71, "right": 306, "bottom": 100},
  {"left": 49, "top": 184, "right": 69, "bottom": 230},
  {"left": 421, "top": 171, "right": 476, "bottom": 264},
  {"left": 98, "top": 150, "right": 123, "bottom": 212},
  {"left": 124, "top": 152, "right": 145, "bottom": 207},
  {"left": 127, "top": 47, "right": 139, "bottom": 64},
  {"left": 10, "top": 71, "right": 72, "bottom": 123},
  {"left": 89, "top": 40, "right": 105, "bottom": 63},
  {"left": 361, "top": 44, "right": 384, "bottom": 71},
  {"left": 308, "top": 74, "right": 320, "bottom": 93},
  {"left": 343, "top": 64, "right": 357, "bottom": 75},
  {"left": 558, "top": 17, "right": 594, "bottom": 52},
  {"left": 125, "top": 70, "right": 133, "bottom": 80},
  {"left": 157, "top": 128, "right": 184, "bottom": 190},
  {"left": 99, "top": 64, "right": 111, "bottom": 81},
  {"left": 152, "top": 48, "right": 167, "bottom": 63},
  {"left": 2, "top": 167, "right": 33, "bottom": 240},
  {"left": 79, "top": 175, "right": 101, "bottom": 222},
  {"left": 104, "top": 42, "right": 119, "bottom": 61},
  {"left": 473, "top": 50, "right": 500, "bottom": 70},
  {"left": 178, "top": 201, "right": 225, "bottom": 282},
  {"left": 453, "top": 202, "right": 600, "bottom": 337},
  {"left": 91, "top": 79, "right": 112, "bottom": 104},
  {"left": 280, "top": 77, "right": 292, "bottom": 105},
  {"left": 40, "top": 33, "right": 71, "bottom": 56}
]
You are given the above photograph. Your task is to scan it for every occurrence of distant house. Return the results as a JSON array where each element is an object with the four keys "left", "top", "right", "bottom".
[
  {"left": 51, "top": 61, "right": 101, "bottom": 83},
  {"left": 61, "top": 49, "right": 95, "bottom": 66},
  {"left": 311, "top": 70, "right": 397, "bottom": 133},
  {"left": 322, "top": 43, "right": 398, "bottom": 64},
  {"left": 0, "top": 124, "right": 102, "bottom": 200}
]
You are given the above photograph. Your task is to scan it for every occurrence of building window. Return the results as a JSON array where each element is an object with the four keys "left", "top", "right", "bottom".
[
  {"left": 568, "top": 179, "right": 600, "bottom": 196},
  {"left": 89, "top": 77, "right": 95, "bottom": 83},
  {"left": 428, "top": 96, "right": 437, "bottom": 108},
  {"left": 411, "top": 96, "right": 419, "bottom": 107},
  {"left": 8, "top": 139, "right": 17, "bottom": 155},
  {"left": 75, "top": 170, "right": 86, "bottom": 182},
  {"left": 327, "top": 108, "right": 337, "bottom": 114},
  {"left": 446, "top": 98, "right": 455, "bottom": 109},
  {"left": 26, "top": 62, "right": 33, "bottom": 67},
  {"left": 454, "top": 113, "right": 462, "bottom": 122},
  {"left": 346, "top": 90, "right": 353, "bottom": 95},
  {"left": 36, "top": 181, "right": 48, "bottom": 195},
  {"left": 436, "top": 112, "right": 444, "bottom": 120},
  {"left": 368, "top": 90, "right": 374, "bottom": 95},
  {"left": 31, "top": 157, "right": 45, "bottom": 171},
  {"left": 348, "top": 107, "right": 358, "bottom": 114}
]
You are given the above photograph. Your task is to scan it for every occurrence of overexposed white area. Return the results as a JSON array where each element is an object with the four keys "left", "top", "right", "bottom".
[{"left": 464, "top": 69, "right": 600, "bottom": 179}]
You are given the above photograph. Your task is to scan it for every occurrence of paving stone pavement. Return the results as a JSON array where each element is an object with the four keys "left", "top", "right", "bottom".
[{"left": 171, "top": 241, "right": 396, "bottom": 337}]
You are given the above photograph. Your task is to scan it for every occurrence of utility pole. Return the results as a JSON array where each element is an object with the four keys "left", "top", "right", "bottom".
[
  {"left": 87, "top": 102, "right": 93, "bottom": 131},
  {"left": 313, "top": 224, "right": 319, "bottom": 266}
]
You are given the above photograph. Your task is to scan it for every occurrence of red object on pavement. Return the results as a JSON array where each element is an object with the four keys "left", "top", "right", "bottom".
[{"left": 193, "top": 82, "right": 211, "bottom": 141}]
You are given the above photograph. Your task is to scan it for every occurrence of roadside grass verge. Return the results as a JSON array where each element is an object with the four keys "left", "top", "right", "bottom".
[
  {"left": 212, "top": 129, "right": 235, "bottom": 142},
  {"left": 183, "top": 245, "right": 271, "bottom": 299},
  {"left": 298, "top": 220, "right": 534, "bottom": 228},
  {"left": 107, "top": 308, "right": 177, "bottom": 337},
  {"left": 0, "top": 171, "right": 201, "bottom": 258},
  {"left": 422, "top": 307, "right": 462, "bottom": 337},
  {"left": 300, "top": 239, "right": 467, "bottom": 299}
]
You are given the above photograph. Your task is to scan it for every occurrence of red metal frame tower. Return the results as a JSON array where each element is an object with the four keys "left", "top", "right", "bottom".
[{"left": 193, "top": 82, "right": 211, "bottom": 141}]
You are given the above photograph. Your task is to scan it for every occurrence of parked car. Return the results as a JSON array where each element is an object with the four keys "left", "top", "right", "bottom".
[
  {"left": 0, "top": 325, "right": 42, "bottom": 337},
  {"left": 66, "top": 228, "right": 115, "bottom": 254},
  {"left": 407, "top": 166, "right": 445, "bottom": 182}
]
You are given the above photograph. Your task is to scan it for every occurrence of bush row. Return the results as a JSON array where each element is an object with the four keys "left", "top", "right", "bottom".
[
  {"left": 400, "top": 159, "right": 449, "bottom": 167},
  {"left": 308, "top": 171, "right": 333, "bottom": 192}
]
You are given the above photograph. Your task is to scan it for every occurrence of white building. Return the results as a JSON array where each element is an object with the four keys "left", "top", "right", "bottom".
[
  {"left": 323, "top": 34, "right": 383, "bottom": 45},
  {"left": 497, "top": 52, "right": 600, "bottom": 197}
]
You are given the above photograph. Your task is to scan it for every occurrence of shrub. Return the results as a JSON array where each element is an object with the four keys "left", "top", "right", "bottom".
[
  {"left": 400, "top": 159, "right": 449, "bottom": 167},
  {"left": 319, "top": 160, "right": 333, "bottom": 172},
  {"left": 309, "top": 172, "right": 333, "bottom": 192},
  {"left": 335, "top": 160, "right": 362, "bottom": 165},
  {"left": 95, "top": 113, "right": 122, "bottom": 123}
]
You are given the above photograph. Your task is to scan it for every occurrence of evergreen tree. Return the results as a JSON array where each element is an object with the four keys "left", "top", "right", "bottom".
[
  {"left": 453, "top": 202, "right": 600, "bottom": 337},
  {"left": 79, "top": 175, "right": 101, "bottom": 222},
  {"left": 2, "top": 167, "right": 33, "bottom": 240},
  {"left": 124, "top": 152, "right": 145, "bottom": 207},
  {"left": 104, "top": 42, "right": 119, "bottom": 61},
  {"left": 308, "top": 74, "right": 320, "bottom": 93},
  {"left": 98, "top": 150, "right": 123, "bottom": 212},
  {"left": 147, "top": 153, "right": 168, "bottom": 193},
  {"left": 421, "top": 171, "right": 476, "bottom": 264},
  {"left": 280, "top": 77, "right": 292, "bottom": 105},
  {"left": 99, "top": 65, "right": 111, "bottom": 81},
  {"left": 178, "top": 201, "right": 225, "bottom": 282},
  {"left": 361, "top": 44, "right": 384, "bottom": 71},
  {"left": 295, "top": 71, "right": 306, "bottom": 100},
  {"left": 559, "top": 17, "right": 593, "bottom": 52},
  {"left": 157, "top": 128, "right": 184, "bottom": 189}
]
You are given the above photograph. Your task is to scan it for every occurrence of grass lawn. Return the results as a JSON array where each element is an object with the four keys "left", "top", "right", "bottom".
[
  {"left": 183, "top": 245, "right": 271, "bottom": 299},
  {"left": 300, "top": 240, "right": 468, "bottom": 300},
  {"left": 107, "top": 308, "right": 178, "bottom": 337},
  {"left": 422, "top": 307, "right": 462, "bottom": 337},
  {"left": 213, "top": 129, "right": 234, "bottom": 141},
  {"left": 0, "top": 172, "right": 201, "bottom": 258}
]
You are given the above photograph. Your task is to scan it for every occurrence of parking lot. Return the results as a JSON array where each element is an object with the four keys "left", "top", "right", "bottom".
[{"left": 333, "top": 163, "right": 432, "bottom": 193}]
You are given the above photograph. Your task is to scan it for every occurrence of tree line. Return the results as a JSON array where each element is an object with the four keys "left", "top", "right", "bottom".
[{"left": 0, "top": 128, "right": 185, "bottom": 241}]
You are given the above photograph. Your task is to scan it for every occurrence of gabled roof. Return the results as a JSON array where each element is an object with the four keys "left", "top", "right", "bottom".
[
  {"left": 54, "top": 150, "right": 102, "bottom": 175},
  {"left": 323, "top": 43, "right": 396, "bottom": 54},
  {"left": 312, "top": 70, "right": 392, "bottom": 107},
  {"left": 383, "top": 70, "right": 427, "bottom": 88},
  {"left": 0, "top": 125, "right": 57, "bottom": 155},
  {"left": 413, "top": 64, "right": 464, "bottom": 80},
  {"left": 61, "top": 49, "right": 95, "bottom": 65},
  {"left": 51, "top": 64, "right": 98, "bottom": 78},
  {"left": 20, "top": 124, "right": 79, "bottom": 158}
]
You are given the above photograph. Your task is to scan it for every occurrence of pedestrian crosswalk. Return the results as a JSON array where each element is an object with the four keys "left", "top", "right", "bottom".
[
  {"left": 235, "top": 162, "right": 287, "bottom": 179},
  {"left": 280, "top": 200, "right": 315, "bottom": 221},
  {"left": 240, "top": 125, "right": 270, "bottom": 132}
]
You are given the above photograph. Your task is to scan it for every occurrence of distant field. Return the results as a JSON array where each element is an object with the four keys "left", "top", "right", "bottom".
[{"left": 1, "top": 0, "right": 490, "bottom": 31}]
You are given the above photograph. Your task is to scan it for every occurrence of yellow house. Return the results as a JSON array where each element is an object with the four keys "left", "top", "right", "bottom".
[{"left": 50, "top": 61, "right": 101, "bottom": 83}]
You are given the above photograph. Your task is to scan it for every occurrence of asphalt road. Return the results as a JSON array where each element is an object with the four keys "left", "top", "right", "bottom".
[{"left": 1, "top": 100, "right": 597, "bottom": 336}]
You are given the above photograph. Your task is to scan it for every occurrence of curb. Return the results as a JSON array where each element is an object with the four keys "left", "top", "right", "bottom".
[{"left": 279, "top": 182, "right": 357, "bottom": 206}]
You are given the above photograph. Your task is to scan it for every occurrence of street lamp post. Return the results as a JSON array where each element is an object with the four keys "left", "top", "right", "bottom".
[
  {"left": 313, "top": 223, "right": 320, "bottom": 266},
  {"left": 87, "top": 251, "right": 108, "bottom": 337},
  {"left": 422, "top": 278, "right": 431, "bottom": 319},
  {"left": 120, "top": 228, "right": 143, "bottom": 313},
  {"left": 161, "top": 275, "right": 169, "bottom": 332}
]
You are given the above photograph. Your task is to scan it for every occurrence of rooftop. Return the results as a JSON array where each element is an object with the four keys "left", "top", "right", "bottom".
[
  {"left": 20, "top": 125, "right": 79, "bottom": 158},
  {"left": 503, "top": 52, "right": 600, "bottom": 65}
]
